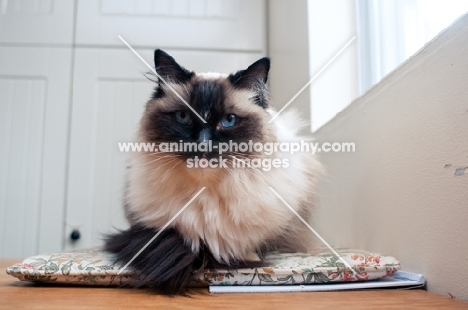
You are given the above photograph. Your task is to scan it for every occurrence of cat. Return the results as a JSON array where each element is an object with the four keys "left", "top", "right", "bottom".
[{"left": 104, "top": 49, "right": 322, "bottom": 294}]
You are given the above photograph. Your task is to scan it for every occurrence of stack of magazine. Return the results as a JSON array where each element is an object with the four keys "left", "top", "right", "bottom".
[{"left": 209, "top": 271, "right": 425, "bottom": 294}]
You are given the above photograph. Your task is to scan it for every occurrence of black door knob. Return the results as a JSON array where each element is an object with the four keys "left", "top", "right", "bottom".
[{"left": 70, "top": 229, "right": 81, "bottom": 241}]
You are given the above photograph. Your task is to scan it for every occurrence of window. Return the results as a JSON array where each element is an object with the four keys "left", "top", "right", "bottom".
[
  {"left": 356, "top": 0, "right": 468, "bottom": 95},
  {"left": 308, "top": 0, "right": 468, "bottom": 131}
]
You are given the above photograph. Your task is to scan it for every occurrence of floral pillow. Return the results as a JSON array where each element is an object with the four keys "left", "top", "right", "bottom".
[{"left": 6, "top": 249, "right": 400, "bottom": 286}]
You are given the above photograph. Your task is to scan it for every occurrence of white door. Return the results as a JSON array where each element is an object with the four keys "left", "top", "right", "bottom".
[
  {"left": 65, "top": 48, "right": 264, "bottom": 250},
  {"left": 0, "top": 0, "right": 74, "bottom": 44},
  {"left": 65, "top": 48, "right": 152, "bottom": 251},
  {"left": 0, "top": 46, "right": 72, "bottom": 257}
]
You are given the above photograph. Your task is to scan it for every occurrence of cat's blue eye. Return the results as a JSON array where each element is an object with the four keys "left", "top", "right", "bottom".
[
  {"left": 220, "top": 114, "right": 237, "bottom": 128},
  {"left": 175, "top": 111, "right": 191, "bottom": 125}
]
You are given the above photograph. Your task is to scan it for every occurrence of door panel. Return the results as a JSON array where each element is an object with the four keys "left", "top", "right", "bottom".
[
  {"left": 0, "top": 47, "right": 72, "bottom": 257},
  {"left": 0, "top": 0, "right": 74, "bottom": 45},
  {"left": 75, "top": 0, "right": 266, "bottom": 52}
]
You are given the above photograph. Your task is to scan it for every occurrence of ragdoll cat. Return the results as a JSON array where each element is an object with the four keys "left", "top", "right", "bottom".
[{"left": 104, "top": 49, "right": 322, "bottom": 294}]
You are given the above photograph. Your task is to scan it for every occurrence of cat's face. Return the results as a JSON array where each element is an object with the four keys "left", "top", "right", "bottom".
[{"left": 139, "top": 50, "right": 276, "bottom": 163}]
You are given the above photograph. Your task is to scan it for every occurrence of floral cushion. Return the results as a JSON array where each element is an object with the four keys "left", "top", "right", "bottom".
[{"left": 6, "top": 249, "right": 400, "bottom": 286}]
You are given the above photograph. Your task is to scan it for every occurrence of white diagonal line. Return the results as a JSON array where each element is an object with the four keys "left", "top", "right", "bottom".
[
  {"left": 118, "top": 35, "right": 207, "bottom": 124},
  {"left": 269, "top": 36, "right": 356, "bottom": 123},
  {"left": 229, "top": 156, "right": 357, "bottom": 276},
  {"left": 268, "top": 186, "right": 358, "bottom": 276},
  {"left": 117, "top": 187, "right": 206, "bottom": 275}
]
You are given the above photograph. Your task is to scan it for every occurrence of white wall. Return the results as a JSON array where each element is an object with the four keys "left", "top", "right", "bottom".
[
  {"left": 308, "top": 0, "right": 358, "bottom": 131},
  {"left": 268, "top": 0, "right": 311, "bottom": 133},
  {"left": 313, "top": 13, "right": 468, "bottom": 300}
]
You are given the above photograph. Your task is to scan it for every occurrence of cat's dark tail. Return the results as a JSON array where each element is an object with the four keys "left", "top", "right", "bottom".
[
  {"left": 103, "top": 225, "right": 205, "bottom": 295},
  {"left": 103, "top": 225, "right": 266, "bottom": 295}
]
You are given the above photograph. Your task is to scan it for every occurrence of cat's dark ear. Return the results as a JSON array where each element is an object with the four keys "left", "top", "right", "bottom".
[
  {"left": 229, "top": 58, "right": 270, "bottom": 108},
  {"left": 229, "top": 57, "right": 270, "bottom": 89},
  {"left": 154, "top": 49, "right": 193, "bottom": 84}
]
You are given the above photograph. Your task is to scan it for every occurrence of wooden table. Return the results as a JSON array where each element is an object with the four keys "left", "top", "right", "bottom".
[{"left": 1, "top": 259, "right": 467, "bottom": 309}]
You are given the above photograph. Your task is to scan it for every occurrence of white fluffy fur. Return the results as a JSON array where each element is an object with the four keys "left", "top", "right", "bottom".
[{"left": 126, "top": 108, "right": 322, "bottom": 263}]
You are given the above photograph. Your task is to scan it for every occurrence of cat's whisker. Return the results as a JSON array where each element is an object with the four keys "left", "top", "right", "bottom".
[
  {"left": 137, "top": 148, "right": 173, "bottom": 157},
  {"left": 155, "top": 157, "right": 182, "bottom": 171},
  {"left": 160, "top": 160, "right": 182, "bottom": 179},
  {"left": 148, "top": 158, "right": 180, "bottom": 186},
  {"left": 228, "top": 155, "right": 271, "bottom": 187},
  {"left": 140, "top": 154, "right": 176, "bottom": 162},
  {"left": 246, "top": 167, "right": 270, "bottom": 186},
  {"left": 149, "top": 161, "right": 180, "bottom": 190},
  {"left": 134, "top": 155, "right": 182, "bottom": 168},
  {"left": 228, "top": 151, "right": 263, "bottom": 159},
  {"left": 220, "top": 162, "right": 245, "bottom": 185},
  {"left": 144, "top": 151, "right": 177, "bottom": 157}
]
